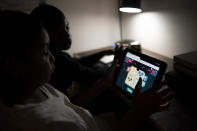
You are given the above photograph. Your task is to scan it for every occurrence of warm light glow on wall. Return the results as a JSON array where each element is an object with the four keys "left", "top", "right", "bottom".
[
  {"left": 131, "top": 12, "right": 166, "bottom": 39},
  {"left": 122, "top": 12, "right": 176, "bottom": 57}
]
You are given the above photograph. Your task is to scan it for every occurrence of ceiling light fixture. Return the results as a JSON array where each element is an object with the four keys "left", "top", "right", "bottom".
[{"left": 119, "top": 0, "right": 142, "bottom": 13}]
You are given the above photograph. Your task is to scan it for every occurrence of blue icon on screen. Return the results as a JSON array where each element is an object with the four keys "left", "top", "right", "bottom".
[
  {"left": 143, "top": 75, "right": 148, "bottom": 82},
  {"left": 138, "top": 70, "right": 145, "bottom": 77}
]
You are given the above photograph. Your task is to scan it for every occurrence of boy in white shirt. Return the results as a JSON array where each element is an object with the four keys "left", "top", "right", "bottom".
[{"left": 0, "top": 11, "right": 100, "bottom": 131}]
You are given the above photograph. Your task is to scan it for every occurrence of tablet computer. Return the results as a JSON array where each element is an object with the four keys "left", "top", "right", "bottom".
[{"left": 115, "top": 49, "right": 167, "bottom": 96}]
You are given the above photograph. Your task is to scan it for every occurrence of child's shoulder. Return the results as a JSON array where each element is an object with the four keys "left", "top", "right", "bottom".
[{"left": 41, "top": 83, "right": 70, "bottom": 102}]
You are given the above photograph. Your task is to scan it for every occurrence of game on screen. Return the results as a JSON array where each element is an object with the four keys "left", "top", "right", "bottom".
[{"left": 116, "top": 52, "right": 160, "bottom": 95}]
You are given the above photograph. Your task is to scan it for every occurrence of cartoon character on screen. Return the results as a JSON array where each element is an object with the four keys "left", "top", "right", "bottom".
[
  {"left": 125, "top": 67, "right": 145, "bottom": 89},
  {"left": 125, "top": 66, "right": 137, "bottom": 89},
  {"left": 138, "top": 70, "right": 145, "bottom": 79}
]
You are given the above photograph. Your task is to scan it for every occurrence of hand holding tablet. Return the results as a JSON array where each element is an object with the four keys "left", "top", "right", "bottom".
[{"left": 113, "top": 49, "right": 175, "bottom": 130}]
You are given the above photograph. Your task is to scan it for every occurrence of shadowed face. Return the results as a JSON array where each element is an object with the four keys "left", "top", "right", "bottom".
[
  {"left": 49, "top": 16, "right": 72, "bottom": 51},
  {"left": 0, "top": 11, "right": 54, "bottom": 88},
  {"left": 0, "top": 11, "right": 55, "bottom": 106},
  {"left": 30, "top": 5, "right": 72, "bottom": 51},
  {"left": 25, "top": 29, "right": 55, "bottom": 86}
]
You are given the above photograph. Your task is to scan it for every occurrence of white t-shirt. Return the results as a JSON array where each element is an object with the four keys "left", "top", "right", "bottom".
[{"left": 0, "top": 84, "right": 100, "bottom": 131}]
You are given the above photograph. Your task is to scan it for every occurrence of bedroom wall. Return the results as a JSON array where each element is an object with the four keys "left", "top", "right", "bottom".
[
  {"left": 0, "top": 0, "right": 121, "bottom": 55},
  {"left": 121, "top": 0, "right": 197, "bottom": 58},
  {"left": 1, "top": 0, "right": 197, "bottom": 58}
]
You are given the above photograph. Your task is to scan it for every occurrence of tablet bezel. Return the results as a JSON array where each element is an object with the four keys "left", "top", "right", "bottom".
[{"left": 115, "top": 48, "right": 167, "bottom": 97}]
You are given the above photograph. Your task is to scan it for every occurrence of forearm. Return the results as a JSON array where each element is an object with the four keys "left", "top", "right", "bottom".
[
  {"left": 70, "top": 79, "right": 107, "bottom": 106},
  {"left": 78, "top": 51, "right": 105, "bottom": 66},
  {"left": 71, "top": 59, "right": 117, "bottom": 106}
]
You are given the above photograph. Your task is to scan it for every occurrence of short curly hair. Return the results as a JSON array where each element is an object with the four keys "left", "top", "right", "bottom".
[{"left": 31, "top": 5, "right": 65, "bottom": 32}]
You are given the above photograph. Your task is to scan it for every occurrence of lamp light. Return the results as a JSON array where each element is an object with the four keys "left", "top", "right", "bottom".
[{"left": 119, "top": 0, "right": 142, "bottom": 13}]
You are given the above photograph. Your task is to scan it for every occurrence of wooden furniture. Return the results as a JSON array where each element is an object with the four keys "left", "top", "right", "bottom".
[{"left": 73, "top": 46, "right": 173, "bottom": 73}]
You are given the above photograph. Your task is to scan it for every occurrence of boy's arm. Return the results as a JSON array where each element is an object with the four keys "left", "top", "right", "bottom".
[
  {"left": 77, "top": 50, "right": 114, "bottom": 66},
  {"left": 70, "top": 61, "right": 119, "bottom": 106}
]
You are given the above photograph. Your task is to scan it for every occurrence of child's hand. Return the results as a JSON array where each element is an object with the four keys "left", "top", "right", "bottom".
[
  {"left": 114, "top": 45, "right": 127, "bottom": 63},
  {"left": 100, "top": 60, "right": 120, "bottom": 88},
  {"left": 132, "top": 78, "right": 175, "bottom": 117}
]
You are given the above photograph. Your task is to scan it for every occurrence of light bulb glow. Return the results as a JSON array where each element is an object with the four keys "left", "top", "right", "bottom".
[{"left": 119, "top": 7, "right": 142, "bottom": 13}]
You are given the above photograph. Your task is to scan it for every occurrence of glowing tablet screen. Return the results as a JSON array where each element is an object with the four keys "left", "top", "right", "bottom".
[{"left": 116, "top": 52, "right": 160, "bottom": 95}]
